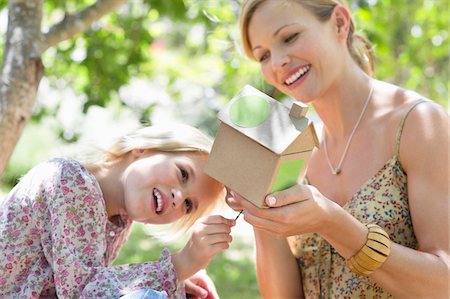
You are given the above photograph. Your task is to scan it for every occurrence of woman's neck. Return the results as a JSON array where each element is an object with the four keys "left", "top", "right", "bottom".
[{"left": 312, "top": 70, "right": 374, "bottom": 141}]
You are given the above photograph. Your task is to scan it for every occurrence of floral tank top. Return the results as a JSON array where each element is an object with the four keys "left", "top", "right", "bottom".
[{"left": 288, "top": 100, "right": 426, "bottom": 299}]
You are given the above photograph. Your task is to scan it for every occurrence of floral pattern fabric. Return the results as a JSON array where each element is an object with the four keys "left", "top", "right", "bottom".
[
  {"left": 288, "top": 101, "right": 425, "bottom": 299},
  {"left": 0, "top": 158, "right": 185, "bottom": 299}
]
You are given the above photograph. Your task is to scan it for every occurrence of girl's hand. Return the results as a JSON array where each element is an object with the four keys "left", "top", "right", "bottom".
[
  {"left": 185, "top": 270, "right": 219, "bottom": 299},
  {"left": 172, "top": 215, "right": 235, "bottom": 281},
  {"left": 230, "top": 184, "right": 337, "bottom": 237}
]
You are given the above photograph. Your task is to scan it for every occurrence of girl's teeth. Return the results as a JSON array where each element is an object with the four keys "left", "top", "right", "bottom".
[
  {"left": 285, "top": 66, "right": 310, "bottom": 85},
  {"left": 153, "top": 189, "right": 163, "bottom": 212}
]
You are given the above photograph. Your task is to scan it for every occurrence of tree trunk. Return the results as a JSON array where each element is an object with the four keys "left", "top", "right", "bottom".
[
  {"left": 0, "top": 0, "right": 127, "bottom": 176},
  {"left": 0, "top": 0, "right": 44, "bottom": 176}
]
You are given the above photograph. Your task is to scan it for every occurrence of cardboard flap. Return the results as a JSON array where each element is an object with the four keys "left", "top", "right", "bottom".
[
  {"left": 218, "top": 85, "right": 312, "bottom": 155},
  {"left": 283, "top": 121, "right": 320, "bottom": 154}
]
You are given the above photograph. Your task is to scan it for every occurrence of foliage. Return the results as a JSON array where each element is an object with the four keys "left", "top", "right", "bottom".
[{"left": 354, "top": 0, "right": 448, "bottom": 104}]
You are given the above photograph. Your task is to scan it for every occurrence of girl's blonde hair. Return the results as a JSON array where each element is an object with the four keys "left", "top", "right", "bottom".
[
  {"left": 240, "top": 0, "right": 375, "bottom": 76},
  {"left": 93, "top": 123, "right": 224, "bottom": 235}
]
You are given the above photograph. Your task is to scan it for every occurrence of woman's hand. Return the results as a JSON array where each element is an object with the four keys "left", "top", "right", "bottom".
[
  {"left": 230, "top": 184, "right": 338, "bottom": 237},
  {"left": 224, "top": 188, "right": 244, "bottom": 212},
  {"left": 172, "top": 215, "right": 235, "bottom": 281},
  {"left": 185, "top": 270, "right": 219, "bottom": 299}
]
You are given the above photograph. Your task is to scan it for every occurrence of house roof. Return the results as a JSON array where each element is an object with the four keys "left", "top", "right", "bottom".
[{"left": 218, "top": 85, "right": 318, "bottom": 155}]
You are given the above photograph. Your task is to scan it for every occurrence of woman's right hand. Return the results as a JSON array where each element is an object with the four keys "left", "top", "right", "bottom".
[{"left": 172, "top": 215, "right": 235, "bottom": 281}]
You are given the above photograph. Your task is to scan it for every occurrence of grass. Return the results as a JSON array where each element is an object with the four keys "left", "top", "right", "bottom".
[{"left": 114, "top": 222, "right": 261, "bottom": 299}]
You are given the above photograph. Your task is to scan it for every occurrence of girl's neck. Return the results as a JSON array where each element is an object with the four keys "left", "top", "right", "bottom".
[{"left": 86, "top": 158, "right": 128, "bottom": 220}]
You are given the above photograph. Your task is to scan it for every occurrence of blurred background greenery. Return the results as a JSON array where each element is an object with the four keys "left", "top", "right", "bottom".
[{"left": 0, "top": 0, "right": 448, "bottom": 298}]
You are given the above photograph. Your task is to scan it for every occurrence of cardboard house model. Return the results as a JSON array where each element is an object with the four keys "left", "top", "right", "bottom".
[{"left": 205, "top": 85, "right": 319, "bottom": 208}]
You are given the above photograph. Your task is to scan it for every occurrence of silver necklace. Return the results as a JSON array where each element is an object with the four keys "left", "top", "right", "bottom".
[{"left": 323, "top": 86, "right": 374, "bottom": 175}]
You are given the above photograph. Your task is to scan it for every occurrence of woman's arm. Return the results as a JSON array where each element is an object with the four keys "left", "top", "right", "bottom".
[
  {"left": 366, "top": 102, "right": 449, "bottom": 298},
  {"left": 226, "top": 192, "right": 303, "bottom": 298},
  {"left": 253, "top": 227, "right": 303, "bottom": 299}
]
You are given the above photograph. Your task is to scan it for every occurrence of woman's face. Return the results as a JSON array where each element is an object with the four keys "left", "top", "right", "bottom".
[
  {"left": 248, "top": 1, "right": 345, "bottom": 103},
  {"left": 122, "top": 150, "right": 222, "bottom": 224}
]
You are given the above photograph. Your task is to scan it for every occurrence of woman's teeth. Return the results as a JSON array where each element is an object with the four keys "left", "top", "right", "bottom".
[
  {"left": 285, "top": 65, "right": 310, "bottom": 85},
  {"left": 153, "top": 189, "right": 163, "bottom": 213}
]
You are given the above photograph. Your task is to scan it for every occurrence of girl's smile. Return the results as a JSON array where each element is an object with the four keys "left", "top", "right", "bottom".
[{"left": 152, "top": 187, "right": 166, "bottom": 214}]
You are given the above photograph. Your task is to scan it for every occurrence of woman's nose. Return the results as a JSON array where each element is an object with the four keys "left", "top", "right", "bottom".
[
  {"left": 272, "top": 50, "right": 290, "bottom": 70},
  {"left": 171, "top": 188, "right": 185, "bottom": 208}
]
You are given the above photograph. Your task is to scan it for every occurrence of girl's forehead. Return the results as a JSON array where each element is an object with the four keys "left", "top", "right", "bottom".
[{"left": 173, "top": 151, "right": 207, "bottom": 164}]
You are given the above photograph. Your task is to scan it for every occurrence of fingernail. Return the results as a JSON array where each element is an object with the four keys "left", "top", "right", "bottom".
[
  {"left": 230, "top": 190, "right": 236, "bottom": 198},
  {"left": 266, "top": 196, "right": 276, "bottom": 206}
]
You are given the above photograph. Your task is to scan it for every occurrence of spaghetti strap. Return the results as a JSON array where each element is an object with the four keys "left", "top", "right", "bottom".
[{"left": 394, "top": 99, "right": 428, "bottom": 156}]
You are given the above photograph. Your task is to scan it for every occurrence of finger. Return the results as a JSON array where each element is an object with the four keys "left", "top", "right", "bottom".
[
  {"left": 208, "top": 241, "right": 231, "bottom": 253},
  {"left": 202, "top": 232, "right": 233, "bottom": 245},
  {"left": 264, "top": 184, "right": 310, "bottom": 208},
  {"left": 225, "top": 189, "right": 245, "bottom": 211},
  {"left": 199, "top": 215, "right": 236, "bottom": 227},
  {"left": 185, "top": 281, "right": 208, "bottom": 299},
  {"left": 198, "top": 223, "right": 233, "bottom": 237},
  {"left": 225, "top": 195, "right": 242, "bottom": 211}
]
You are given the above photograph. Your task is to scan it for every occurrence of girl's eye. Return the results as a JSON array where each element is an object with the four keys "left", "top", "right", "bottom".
[
  {"left": 258, "top": 51, "right": 270, "bottom": 63},
  {"left": 179, "top": 167, "right": 189, "bottom": 183},
  {"left": 284, "top": 32, "right": 299, "bottom": 43},
  {"left": 184, "top": 199, "right": 193, "bottom": 214}
]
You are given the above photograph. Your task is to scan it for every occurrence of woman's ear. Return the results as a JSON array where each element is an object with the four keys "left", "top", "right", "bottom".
[{"left": 333, "top": 5, "right": 351, "bottom": 41}]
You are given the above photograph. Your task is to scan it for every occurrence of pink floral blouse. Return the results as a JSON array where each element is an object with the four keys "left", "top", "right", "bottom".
[{"left": 0, "top": 158, "right": 185, "bottom": 299}]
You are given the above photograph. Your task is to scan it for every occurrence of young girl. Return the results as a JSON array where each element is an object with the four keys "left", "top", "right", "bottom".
[{"left": 0, "top": 124, "right": 234, "bottom": 299}]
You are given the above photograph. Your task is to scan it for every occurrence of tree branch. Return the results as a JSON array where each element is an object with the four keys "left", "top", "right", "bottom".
[{"left": 42, "top": 0, "right": 127, "bottom": 51}]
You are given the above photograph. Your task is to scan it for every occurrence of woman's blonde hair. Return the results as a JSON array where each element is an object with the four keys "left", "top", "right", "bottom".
[
  {"left": 240, "top": 0, "right": 375, "bottom": 76},
  {"left": 93, "top": 123, "right": 224, "bottom": 235}
]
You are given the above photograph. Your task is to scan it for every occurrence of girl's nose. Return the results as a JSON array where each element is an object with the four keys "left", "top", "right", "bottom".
[{"left": 171, "top": 188, "right": 185, "bottom": 208}]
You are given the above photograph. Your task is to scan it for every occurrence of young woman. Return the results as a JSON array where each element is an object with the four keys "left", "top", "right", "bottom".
[
  {"left": 227, "top": 1, "right": 449, "bottom": 298},
  {"left": 0, "top": 124, "right": 233, "bottom": 299}
]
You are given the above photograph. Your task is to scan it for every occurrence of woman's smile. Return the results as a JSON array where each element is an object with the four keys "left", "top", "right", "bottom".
[{"left": 282, "top": 64, "right": 311, "bottom": 88}]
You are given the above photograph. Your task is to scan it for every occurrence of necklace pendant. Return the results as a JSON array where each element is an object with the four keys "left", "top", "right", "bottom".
[{"left": 332, "top": 167, "right": 341, "bottom": 175}]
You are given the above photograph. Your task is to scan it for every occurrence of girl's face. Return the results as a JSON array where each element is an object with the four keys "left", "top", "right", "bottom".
[
  {"left": 248, "top": 1, "right": 346, "bottom": 103},
  {"left": 122, "top": 150, "right": 222, "bottom": 224}
]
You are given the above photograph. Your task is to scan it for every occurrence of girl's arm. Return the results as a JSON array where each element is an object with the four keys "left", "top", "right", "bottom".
[{"left": 171, "top": 215, "right": 235, "bottom": 281}]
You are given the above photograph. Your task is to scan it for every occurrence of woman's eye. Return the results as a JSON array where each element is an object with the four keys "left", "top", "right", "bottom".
[
  {"left": 179, "top": 167, "right": 189, "bottom": 183},
  {"left": 284, "top": 33, "right": 299, "bottom": 43},
  {"left": 184, "top": 199, "right": 193, "bottom": 214}
]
